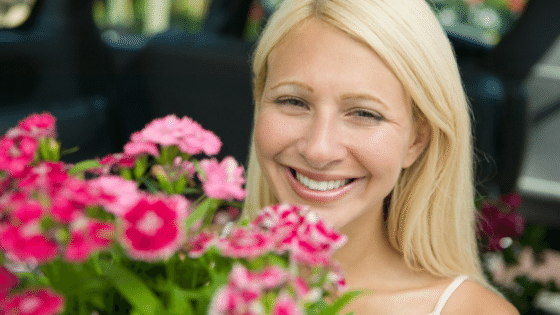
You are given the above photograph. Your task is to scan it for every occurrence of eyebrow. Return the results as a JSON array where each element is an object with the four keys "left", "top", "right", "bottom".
[
  {"left": 270, "top": 81, "right": 314, "bottom": 92},
  {"left": 341, "top": 93, "right": 390, "bottom": 110}
]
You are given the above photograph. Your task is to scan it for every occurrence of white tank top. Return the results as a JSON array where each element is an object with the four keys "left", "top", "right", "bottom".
[{"left": 427, "top": 275, "right": 469, "bottom": 315}]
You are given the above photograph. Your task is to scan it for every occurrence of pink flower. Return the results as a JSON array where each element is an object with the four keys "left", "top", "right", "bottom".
[
  {"left": 120, "top": 194, "right": 189, "bottom": 261},
  {"left": 89, "top": 175, "right": 141, "bottom": 216},
  {"left": 272, "top": 291, "right": 304, "bottom": 315},
  {"left": 176, "top": 116, "right": 222, "bottom": 156},
  {"left": 0, "top": 223, "right": 59, "bottom": 264},
  {"left": 17, "top": 112, "right": 57, "bottom": 139},
  {"left": 137, "top": 115, "right": 222, "bottom": 156},
  {"left": 255, "top": 265, "right": 288, "bottom": 289},
  {"left": 217, "top": 226, "right": 274, "bottom": 259},
  {"left": 208, "top": 264, "right": 264, "bottom": 315},
  {"left": 199, "top": 157, "right": 245, "bottom": 200},
  {"left": 3, "top": 288, "right": 64, "bottom": 315},
  {"left": 50, "top": 178, "right": 96, "bottom": 223},
  {"left": 64, "top": 217, "right": 115, "bottom": 262},
  {"left": 17, "top": 162, "right": 69, "bottom": 196},
  {"left": 140, "top": 115, "right": 186, "bottom": 147},
  {"left": 123, "top": 132, "right": 160, "bottom": 157},
  {"left": 0, "top": 136, "right": 37, "bottom": 178},
  {"left": 187, "top": 230, "right": 217, "bottom": 258}
]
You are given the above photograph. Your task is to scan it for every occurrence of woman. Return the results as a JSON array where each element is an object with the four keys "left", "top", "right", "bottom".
[{"left": 242, "top": 0, "right": 519, "bottom": 313}]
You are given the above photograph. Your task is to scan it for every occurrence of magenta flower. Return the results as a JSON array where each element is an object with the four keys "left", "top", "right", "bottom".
[
  {"left": 64, "top": 217, "right": 115, "bottom": 262},
  {"left": 120, "top": 194, "right": 189, "bottom": 261},
  {"left": 272, "top": 291, "right": 304, "bottom": 315},
  {"left": 0, "top": 223, "right": 59, "bottom": 264},
  {"left": 199, "top": 157, "right": 245, "bottom": 200},
  {"left": 3, "top": 288, "right": 64, "bottom": 315},
  {"left": 187, "top": 230, "right": 217, "bottom": 258},
  {"left": 0, "top": 136, "right": 37, "bottom": 178},
  {"left": 50, "top": 178, "right": 96, "bottom": 223},
  {"left": 17, "top": 162, "right": 70, "bottom": 197},
  {"left": 0, "top": 266, "right": 18, "bottom": 303},
  {"left": 89, "top": 175, "right": 141, "bottom": 216},
  {"left": 480, "top": 200, "right": 525, "bottom": 251},
  {"left": 217, "top": 226, "right": 274, "bottom": 259},
  {"left": 16, "top": 112, "right": 57, "bottom": 139}
]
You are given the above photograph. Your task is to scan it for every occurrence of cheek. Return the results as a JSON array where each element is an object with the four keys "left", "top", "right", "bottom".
[
  {"left": 254, "top": 109, "right": 298, "bottom": 159},
  {"left": 356, "top": 131, "right": 410, "bottom": 176}
]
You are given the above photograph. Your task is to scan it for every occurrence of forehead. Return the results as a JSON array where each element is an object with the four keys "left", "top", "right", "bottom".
[{"left": 264, "top": 18, "right": 410, "bottom": 110}]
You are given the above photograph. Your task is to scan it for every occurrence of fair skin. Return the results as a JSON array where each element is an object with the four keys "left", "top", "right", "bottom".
[{"left": 254, "top": 18, "right": 518, "bottom": 315}]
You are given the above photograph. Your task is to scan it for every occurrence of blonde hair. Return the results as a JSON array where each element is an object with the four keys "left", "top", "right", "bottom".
[{"left": 243, "top": 0, "right": 487, "bottom": 286}]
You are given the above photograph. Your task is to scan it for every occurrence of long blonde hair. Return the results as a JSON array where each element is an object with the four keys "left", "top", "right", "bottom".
[{"left": 243, "top": 0, "right": 486, "bottom": 286}]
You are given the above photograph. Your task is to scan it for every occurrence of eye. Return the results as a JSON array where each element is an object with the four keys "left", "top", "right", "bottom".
[
  {"left": 351, "top": 109, "right": 384, "bottom": 122},
  {"left": 274, "top": 97, "right": 307, "bottom": 108}
]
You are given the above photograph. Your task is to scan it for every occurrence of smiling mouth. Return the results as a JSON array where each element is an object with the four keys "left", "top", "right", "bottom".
[{"left": 291, "top": 168, "right": 355, "bottom": 191}]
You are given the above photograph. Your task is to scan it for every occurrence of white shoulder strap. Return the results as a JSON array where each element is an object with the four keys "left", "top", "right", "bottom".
[{"left": 432, "top": 275, "right": 469, "bottom": 314}]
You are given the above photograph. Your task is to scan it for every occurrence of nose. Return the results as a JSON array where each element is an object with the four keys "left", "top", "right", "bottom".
[{"left": 296, "top": 111, "right": 347, "bottom": 169}]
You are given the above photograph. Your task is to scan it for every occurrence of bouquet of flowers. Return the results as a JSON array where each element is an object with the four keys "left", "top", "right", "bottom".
[{"left": 0, "top": 113, "right": 358, "bottom": 315}]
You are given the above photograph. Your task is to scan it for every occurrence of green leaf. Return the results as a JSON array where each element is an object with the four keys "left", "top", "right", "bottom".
[
  {"left": 101, "top": 263, "right": 165, "bottom": 315},
  {"left": 167, "top": 286, "right": 194, "bottom": 315},
  {"left": 134, "top": 156, "right": 149, "bottom": 180},
  {"left": 69, "top": 160, "right": 102, "bottom": 176},
  {"left": 174, "top": 176, "right": 188, "bottom": 194},
  {"left": 318, "top": 291, "right": 362, "bottom": 315},
  {"left": 120, "top": 168, "right": 133, "bottom": 180},
  {"left": 185, "top": 198, "right": 215, "bottom": 229}
]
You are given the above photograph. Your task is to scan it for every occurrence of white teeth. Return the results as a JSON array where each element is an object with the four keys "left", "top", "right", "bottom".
[{"left": 295, "top": 172, "right": 350, "bottom": 191}]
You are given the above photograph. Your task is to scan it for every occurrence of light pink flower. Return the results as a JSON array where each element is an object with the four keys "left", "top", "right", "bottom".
[
  {"left": 64, "top": 217, "right": 115, "bottom": 262},
  {"left": 0, "top": 136, "right": 37, "bottom": 178},
  {"left": 140, "top": 115, "right": 185, "bottom": 147},
  {"left": 176, "top": 116, "right": 222, "bottom": 156},
  {"left": 187, "top": 230, "right": 217, "bottom": 258},
  {"left": 199, "top": 157, "right": 245, "bottom": 200},
  {"left": 120, "top": 194, "right": 189, "bottom": 261},
  {"left": 217, "top": 226, "right": 274, "bottom": 259},
  {"left": 134, "top": 115, "right": 222, "bottom": 156},
  {"left": 123, "top": 132, "right": 159, "bottom": 157},
  {"left": 3, "top": 288, "right": 64, "bottom": 315},
  {"left": 16, "top": 112, "right": 57, "bottom": 139},
  {"left": 89, "top": 175, "right": 141, "bottom": 216},
  {"left": 272, "top": 291, "right": 304, "bottom": 315}
]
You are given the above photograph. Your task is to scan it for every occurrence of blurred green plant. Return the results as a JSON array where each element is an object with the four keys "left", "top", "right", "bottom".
[{"left": 432, "top": 0, "right": 527, "bottom": 45}]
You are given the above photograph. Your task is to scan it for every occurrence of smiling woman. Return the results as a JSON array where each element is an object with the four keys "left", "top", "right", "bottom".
[{"left": 242, "top": 0, "right": 520, "bottom": 314}]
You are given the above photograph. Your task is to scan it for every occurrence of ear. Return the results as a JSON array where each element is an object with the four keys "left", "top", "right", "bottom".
[{"left": 402, "top": 119, "right": 430, "bottom": 169}]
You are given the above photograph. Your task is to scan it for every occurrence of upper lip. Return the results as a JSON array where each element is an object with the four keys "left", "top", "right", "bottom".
[{"left": 288, "top": 166, "right": 360, "bottom": 182}]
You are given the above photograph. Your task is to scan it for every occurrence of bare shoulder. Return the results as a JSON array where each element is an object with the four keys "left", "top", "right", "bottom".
[{"left": 443, "top": 279, "right": 520, "bottom": 315}]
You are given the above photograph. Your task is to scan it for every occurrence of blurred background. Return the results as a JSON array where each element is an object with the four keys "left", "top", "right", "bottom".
[{"left": 1, "top": 0, "right": 560, "bottom": 313}]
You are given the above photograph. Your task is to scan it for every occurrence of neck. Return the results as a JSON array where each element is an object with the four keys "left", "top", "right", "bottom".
[{"left": 333, "top": 205, "right": 409, "bottom": 290}]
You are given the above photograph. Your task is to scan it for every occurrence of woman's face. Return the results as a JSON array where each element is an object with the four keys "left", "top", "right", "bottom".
[{"left": 254, "top": 19, "right": 427, "bottom": 230}]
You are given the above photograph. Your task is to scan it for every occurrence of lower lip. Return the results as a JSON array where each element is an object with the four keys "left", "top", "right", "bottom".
[{"left": 284, "top": 168, "right": 357, "bottom": 203}]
